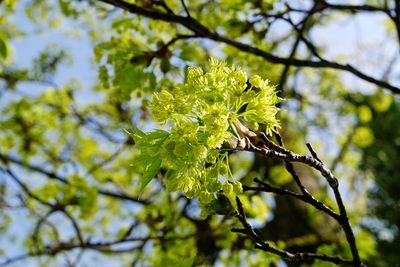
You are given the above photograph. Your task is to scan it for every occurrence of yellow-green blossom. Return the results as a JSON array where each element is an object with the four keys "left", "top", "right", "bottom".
[{"left": 135, "top": 58, "right": 281, "bottom": 211}]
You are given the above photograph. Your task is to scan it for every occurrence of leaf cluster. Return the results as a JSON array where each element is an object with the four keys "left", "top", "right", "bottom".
[{"left": 132, "top": 58, "right": 280, "bottom": 216}]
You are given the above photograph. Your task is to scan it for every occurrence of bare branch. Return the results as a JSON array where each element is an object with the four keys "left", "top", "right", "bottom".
[
  {"left": 306, "top": 143, "right": 361, "bottom": 265},
  {"left": 244, "top": 133, "right": 363, "bottom": 266},
  {"left": 233, "top": 197, "right": 355, "bottom": 265},
  {"left": 243, "top": 178, "right": 340, "bottom": 220}
]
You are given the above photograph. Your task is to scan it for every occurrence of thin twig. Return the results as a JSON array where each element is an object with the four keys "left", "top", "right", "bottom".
[
  {"left": 243, "top": 178, "right": 340, "bottom": 220},
  {"left": 0, "top": 152, "right": 148, "bottom": 204},
  {"left": 0, "top": 234, "right": 194, "bottom": 266},
  {"left": 306, "top": 144, "right": 361, "bottom": 265},
  {"left": 306, "top": 143, "right": 322, "bottom": 163},
  {"left": 180, "top": 0, "right": 190, "bottom": 17}
]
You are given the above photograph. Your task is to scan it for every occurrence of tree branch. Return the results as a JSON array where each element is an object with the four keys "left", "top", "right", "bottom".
[
  {"left": 243, "top": 133, "right": 363, "bottom": 266},
  {"left": 0, "top": 152, "right": 148, "bottom": 205},
  {"left": 97, "top": 0, "right": 400, "bottom": 94},
  {"left": 233, "top": 197, "right": 355, "bottom": 265},
  {"left": 306, "top": 143, "right": 361, "bottom": 265},
  {"left": 0, "top": 234, "right": 194, "bottom": 266},
  {"left": 243, "top": 178, "right": 340, "bottom": 220}
]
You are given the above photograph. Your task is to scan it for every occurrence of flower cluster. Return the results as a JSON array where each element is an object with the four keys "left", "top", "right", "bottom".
[{"left": 134, "top": 58, "right": 280, "bottom": 210}]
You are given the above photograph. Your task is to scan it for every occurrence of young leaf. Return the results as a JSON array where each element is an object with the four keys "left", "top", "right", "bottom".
[
  {"left": 0, "top": 37, "right": 8, "bottom": 59},
  {"left": 139, "top": 156, "right": 162, "bottom": 195}
]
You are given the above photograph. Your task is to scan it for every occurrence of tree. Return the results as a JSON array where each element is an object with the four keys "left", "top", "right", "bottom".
[{"left": 0, "top": 0, "right": 399, "bottom": 266}]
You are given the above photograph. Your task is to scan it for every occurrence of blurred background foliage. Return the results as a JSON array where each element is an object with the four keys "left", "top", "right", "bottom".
[{"left": 0, "top": 0, "right": 399, "bottom": 266}]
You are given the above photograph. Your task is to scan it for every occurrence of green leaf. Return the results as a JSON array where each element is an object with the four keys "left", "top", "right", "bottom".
[
  {"left": 128, "top": 128, "right": 169, "bottom": 195},
  {"left": 134, "top": 154, "right": 153, "bottom": 167},
  {"left": 164, "top": 255, "right": 195, "bottom": 267},
  {"left": 160, "top": 58, "right": 171, "bottom": 73},
  {"left": 129, "top": 128, "right": 169, "bottom": 147},
  {"left": 214, "top": 193, "right": 234, "bottom": 215},
  {"left": 58, "top": 0, "right": 79, "bottom": 17},
  {"left": 179, "top": 256, "right": 195, "bottom": 267},
  {"left": 140, "top": 156, "right": 162, "bottom": 194},
  {"left": 145, "top": 129, "right": 170, "bottom": 142},
  {"left": 0, "top": 37, "right": 8, "bottom": 59},
  {"left": 112, "top": 18, "right": 134, "bottom": 30},
  {"left": 127, "top": 126, "right": 146, "bottom": 145},
  {"left": 114, "top": 65, "right": 145, "bottom": 93}
]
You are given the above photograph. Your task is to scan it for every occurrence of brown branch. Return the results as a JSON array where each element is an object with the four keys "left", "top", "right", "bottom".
[
  {"left": 97, "top": 0, "right": 400, "bottom": 94},
  {"left": 0, "top": 167, "right": 54, "bottom": 207},
  {"left": 278, "top": 3, "right": 321, "bottom": 93},
  {"left": 243, "top": 178, "right": 340, "bottom": 220},
  {"left": 62, "top": 210, "right": 84, "bottom": 246},
  {"left": 32, "top": 209, "right": 60, "bottom": 254},
  {"left": 0, "top": 234, "right": 194, "bottom": 266},
  {"left": 248, "top": 141, "right": 338, "bottom": 188},
  {"left": 233, "top": 197, "right": 355, "bottom": 265},
  {"left": 273, "top": 132, "right": 311, "bottom": 194},
  {"left": 246, "top": 133, "right": 363, "bottom": 266},
  {"left": 316, "top": 1, "right": 400, "bottom": 49},
  {"left": 306, "top": 143, "right": 322, "bottom": 163},
  {"left": 0, "top": 153, "right": 67, "bottom": 183},
  {"left": 322, "top": 2, "right": 390, "bottom": 14},
  {"left": 0, "top": 152, "right": 148, "bottom": 205},
  {"left": 306, "top": 144, "right": 361, "bottom": 266}
]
